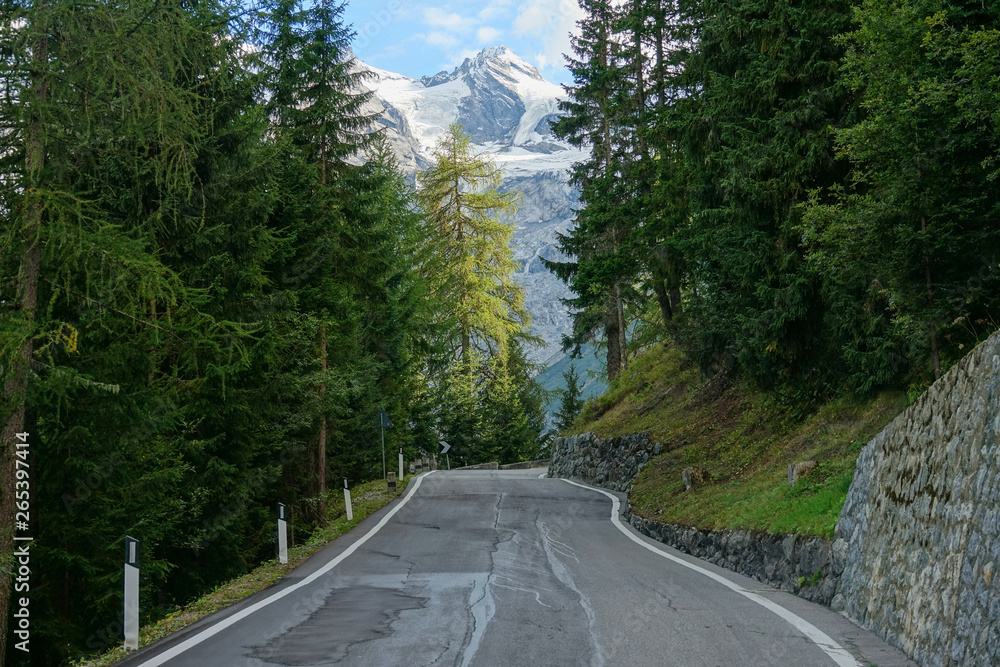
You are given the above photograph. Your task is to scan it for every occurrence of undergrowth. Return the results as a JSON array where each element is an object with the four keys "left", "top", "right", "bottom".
[{"left": 565, "top": 345, "right": 907, "bottom": 539}]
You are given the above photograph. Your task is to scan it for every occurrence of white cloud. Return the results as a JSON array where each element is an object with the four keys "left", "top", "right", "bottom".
[
  {"left": 426, "top": 30, "right": 461, "bottom": 48},
  {"left": 423, "top": 7, "right": 475, "bottom": 32},
  {"left": 478, "top": 1, "right": 513, "bottom": 22},
  {"left": 477, "top": 26, "right": 502, "bottom": 44},
  {"left": 513, "top": 0, "right": 583, "bottom": 75}
]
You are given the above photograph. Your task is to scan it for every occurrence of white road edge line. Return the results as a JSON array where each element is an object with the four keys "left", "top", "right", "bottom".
[
  {"left": 538, "top": 472, "right": 547, "bottom": 478},
  {"left": 134, "top": 471, "right": 437, "bottom": 667},
  {"left": 559, "top": 478, "right": 860, "bottom": 667}
]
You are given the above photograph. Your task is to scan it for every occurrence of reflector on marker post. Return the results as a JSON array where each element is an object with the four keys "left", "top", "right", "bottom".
[
  {"left": 343, "top": 478, "right": 353, "bottom": 521},
  {"left": 124, "top": 536, "right": 139, "bottom": 651},
  {"left": 277, "top": 503, "right": 288, "bottom": 565}
]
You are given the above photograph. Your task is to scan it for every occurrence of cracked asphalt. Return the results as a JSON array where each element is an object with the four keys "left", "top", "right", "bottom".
[{"left": 119, "top": 469, "right": 917, "bottom": 667}]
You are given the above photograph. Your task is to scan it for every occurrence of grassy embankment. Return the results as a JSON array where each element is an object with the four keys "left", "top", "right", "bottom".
[
  {"left": 75, "top": 477, "right": 411, "bottom": 667},
  {"left": 564, "top": 344, "right": 908, "bottom": 539}
]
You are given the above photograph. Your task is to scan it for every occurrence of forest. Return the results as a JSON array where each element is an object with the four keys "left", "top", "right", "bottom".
[
  {"left": 549, "top": 0, "right": 1000, "bottom": 401},
  {"left": 2, "top": 0, "right": 1000, "bottom": 663},
  {"left": 0, "top": 1, "right": 546, "bottom": 663}
]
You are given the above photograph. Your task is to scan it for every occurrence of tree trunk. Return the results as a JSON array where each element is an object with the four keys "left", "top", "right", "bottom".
[
  {"left": 315, "top": 326, "right": 328, "bottom": 526},
  {"left": 922, "top": 217, "right": 941, "bottom": 380},
  {"left": 653, "top": 278, "right": 674, "bottom": 323},
  {"left": 617, "top": 285, "right": 627, "bottom": 371},
  {"left": 0, "top": 19, "right": 46, "bottom": 665},
  {"left": 605, "top": 288, "right": 625, "bottom": 381},
  {"left": 654, "top": 0, "right": 666, "bottom": 112}
]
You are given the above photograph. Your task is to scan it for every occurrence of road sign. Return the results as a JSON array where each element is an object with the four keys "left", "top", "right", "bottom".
[
  {"left": 378, "top": 408, "right": 393, "bottom": 429},
  {"left": 439, "top": 440, "right": 451, "bottom": 454}
]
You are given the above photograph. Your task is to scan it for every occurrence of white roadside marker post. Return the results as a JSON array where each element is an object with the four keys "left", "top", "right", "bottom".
[
  {"left": 398, "top": 447, "right": 404, "bottom": 480},
  {"left": 343, "top": 478, "right": 353, "bottom": 521},
  {"left": 277, "top": 503, "right": 288, "bottom": 565},
  {"left": 124, "top": 536, "right": 139, "bottom": 651}
]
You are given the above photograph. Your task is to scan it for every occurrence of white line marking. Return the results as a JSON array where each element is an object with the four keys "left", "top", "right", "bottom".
[
  {"left": 538, "top": 472, "right": 547, "bottom": 478},
  {"left": 559, "top": 478, "right": 860, "bottom": 667},
  {"left": 135, "top": 472, "right": 437, "bottom": 667}
]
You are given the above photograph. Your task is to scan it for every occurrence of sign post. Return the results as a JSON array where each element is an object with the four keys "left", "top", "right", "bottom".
[
  {"left": 343, "top": 478, "right": 353, "bottom": 521},
  {"left": 277, "top": 503, "right": 288, "bottom": 565},
  {"left": 398, "top": 447, "right": 404, "bottom": 480},
  {"left": 124, "top": 536, "right": 139, "bottom": 651},
  {"left": 439, "top": 440, "right": 451, "bottom": 470}
]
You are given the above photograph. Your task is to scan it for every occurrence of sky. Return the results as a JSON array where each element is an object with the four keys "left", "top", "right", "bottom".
[{"left": 342, "top": 0, "right": 584, "bottom": 86}]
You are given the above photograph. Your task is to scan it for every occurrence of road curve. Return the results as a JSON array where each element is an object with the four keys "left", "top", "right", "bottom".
[{"left": 115, "top": 470, "right": 916, "bottom": 667}]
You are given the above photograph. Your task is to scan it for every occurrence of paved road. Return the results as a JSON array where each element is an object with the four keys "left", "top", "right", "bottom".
[{"left": 118, "top": 470, "right": 916, "bottom": 667}]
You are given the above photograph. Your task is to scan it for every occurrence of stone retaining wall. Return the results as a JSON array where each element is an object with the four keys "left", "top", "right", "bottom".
[
  {"left": 500, "top": 459, "right": 551, "bottom": 470},
  {"left": 627, "top": 516, "right": 841, "bottom": 604},
  {"left": 548, "top": 431, "right": 660, "bottom": 493},
  {"left": 455, "top": 461, "right": 499, "bottom": 470},
  {"left": 835, "top": 330, "right": 1000, "bottom": 666}
]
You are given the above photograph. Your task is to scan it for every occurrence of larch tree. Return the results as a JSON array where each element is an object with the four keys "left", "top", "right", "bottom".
[{"left": 417, "top": 123, "right": 527, "bottom": 364}]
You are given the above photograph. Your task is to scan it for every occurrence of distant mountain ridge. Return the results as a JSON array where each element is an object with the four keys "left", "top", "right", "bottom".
[{"left": 358, "top": 46, "right": 589, "bottom": 367}]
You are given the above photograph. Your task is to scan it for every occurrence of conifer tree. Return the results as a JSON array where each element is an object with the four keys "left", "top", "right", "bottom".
[
  {"left": 555, "top": 364, "right": 585, "bottom": 432},
  {"left": 417, "top": 123, "right": 527, "bottom": 363},
  {"left": 802, "top": 0, "right": 1000, "bottom": 388},
  {"left": 547, "top": 0, "right": 635, "bottom": 381}
]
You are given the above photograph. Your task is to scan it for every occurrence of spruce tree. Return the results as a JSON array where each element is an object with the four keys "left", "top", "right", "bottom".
[
  {"left": 802, "top": 0, "right": 1000, "bottom": 388},
  {"left": 547, "top": 0, "right": 635, "bottom": 381},
  {"left": 555, "top": 364, "right": 585, "bottom": 432}
]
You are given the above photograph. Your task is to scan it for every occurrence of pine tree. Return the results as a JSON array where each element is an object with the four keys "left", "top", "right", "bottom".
[
  {"left": 0, "top": 0, "right": 244, "bottom": 657},
  {"left": 555, "top": 364, "right": 585, "bottom": 432},
  {"left": 674, "top": 0, "right": 854, "bottom": 388}
]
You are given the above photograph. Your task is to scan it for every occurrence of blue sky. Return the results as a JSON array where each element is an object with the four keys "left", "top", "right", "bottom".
[{"left": 342, "top": 0, "right": 584, "bottom": 85}]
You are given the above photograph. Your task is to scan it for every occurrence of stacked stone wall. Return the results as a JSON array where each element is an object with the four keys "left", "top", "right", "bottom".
[
  {"left": 836, "top": 331, "right": 1000, "bottom": 666},
  {"left": 548, "top": 432, "right": 659, "bottom": 493}
]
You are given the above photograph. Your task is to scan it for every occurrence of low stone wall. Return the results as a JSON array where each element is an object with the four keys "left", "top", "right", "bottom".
[
  {"left": 500, "top": 459, "right": 551, "bottom": 470},
  {"left": 455, "top": 461, "right": 499, "bottom": 470},
  {"left": 627, "top": 515, "right": 841, "bottom": 605},
  {"left": 835, "top": 330, "right": 1000, "bottom": 666},
  {"left": 548, "top": 431, "right": 660, "bottom": 493}
]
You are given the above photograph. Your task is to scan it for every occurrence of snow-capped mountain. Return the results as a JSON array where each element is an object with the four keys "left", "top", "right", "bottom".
[{"left": 359, "top": 46, "right": 587, "bottom": 365}]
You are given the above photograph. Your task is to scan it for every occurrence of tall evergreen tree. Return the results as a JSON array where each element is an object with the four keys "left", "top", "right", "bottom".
[
  {"left": 555, "top": 363, "right": 585, "bottom": 432},
  {"left": 802, "top": 0, "right": 1000, "bottom": 389},
  {"left": 674, "top": 0, "right": 854, "bottom": 388},
  {"left": 548, "top": 0, "right": 636, "bottom": 381}
]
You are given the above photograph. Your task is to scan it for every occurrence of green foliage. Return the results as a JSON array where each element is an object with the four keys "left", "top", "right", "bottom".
[
  {"left": 416, "top": 123, "right": 527, "bottom": 363},
  {"left": 555, "top": 363, "right": 585, "bottom": 433},
  {"left": 555, "top": 0, "right": 1000, "bottom": 401},
  {"left": 0, "top": 0, "right": 447, "bottom": 663}
]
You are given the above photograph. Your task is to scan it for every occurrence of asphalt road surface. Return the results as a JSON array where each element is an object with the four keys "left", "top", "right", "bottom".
[{"left": 118, "top": 469, "right": 916, "bottom": 667}]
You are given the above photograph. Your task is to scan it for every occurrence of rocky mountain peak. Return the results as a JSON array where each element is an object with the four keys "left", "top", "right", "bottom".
[
  {"left": 360, "top": 50, "right": 587, "bottom": 367},
  {"left": 470, "top": 46, "right": 544, "bottom": 82},
  {"left": 420, "top": 45, "right": 544, "bottom": 90}
]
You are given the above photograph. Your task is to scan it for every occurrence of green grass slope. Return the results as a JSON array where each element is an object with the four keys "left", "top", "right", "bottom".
[{"left": 564, "top": 344, "right": 908, "bottom": 538}]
